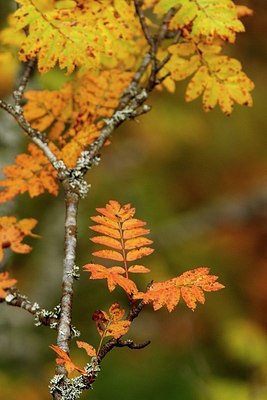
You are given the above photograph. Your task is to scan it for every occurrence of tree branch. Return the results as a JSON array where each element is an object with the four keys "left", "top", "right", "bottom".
[
  {"left": 13, "top": 58, "right": 36, "bottom": 106},
  {"left": 134, "top": 0, "right": 154, "bottom": 48},
  {"left": 2, "top": 287, "right": 59, "bottom": 327},
  {"left": 56, "top": 190, "right": 79, "bottom": 372}
]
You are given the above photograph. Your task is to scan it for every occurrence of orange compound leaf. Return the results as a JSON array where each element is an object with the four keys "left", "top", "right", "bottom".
[
  {"left": 136, "top": 268, "right": 224, "bottom": 312},
  {"left": 0, "top": 272, "right": 17, "bottom": 299},
  {"left": 0, "top": 143, "right": 58, "bottom": 203},
  {"left": 0, "top": 216, "right": 39, "bottom": 262},
  {"left": 135, "top": 279, "right": 180, "bottom": 312},
  {"left": 50, "top": 345, "right": 85, "bottom": 375},
  {"left": 76, "top": 341, "right": 97, "bottom": 357},
  {"left": 83, "top": 264, "right": 138, "bottom": 294},
  {"left": 88, "top": 200, "right": 153, "bottom": 281},
  {"left": 92, "top": 302, "right": 131, "bottom": 340}
]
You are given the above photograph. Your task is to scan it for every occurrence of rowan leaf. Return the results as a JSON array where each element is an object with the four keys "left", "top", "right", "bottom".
[
  {"left": 135, "top": 267, "right": 224, "bottom": 312},
  {"left": 0, "top": 216, "right": 39, "bottom": 262},
  {"left": 76, "top": 341, "right": 97, "bottom": 357},
  {"left": 92, "top": 302, "right": 131, "bottom": 340},
  {"left": 90, "top": 225, "right": 121, "bottom": 239},
  {"left": 85, "top": 201, "right": 153, "bottom": 288},
  {"left": 123, "top": 228, "right": 150, "bottom": 239},
  {"left": 91, "top": 236, "right": 122, "bottom": 250},
  {"left": 50, "top": 345, "right": 85, "bottom": 374},
  {"left": 183, "top": 45, "right": 254, "bottom": 115},
  {"left": 11, "top": 1, "right": 143, "bottom": 74},
  {"left": 122, "top": 218, "right": 147, "bottom": 230},
  {"left": 0, "top": 272, "right": 17, "bottom": 299},
  {"left": 125, "top": 237, "right": 153, "bottom": 250},
  {"left": 126, "top": 247, "right": 154, "bottom": 261},
  {"left": 91, "top": 216, "right": 119, "bottom": 230},
  {"left": 155, "top": 0, "right": 245, "bottom": 43},
  {"left": 0, "top": 143, "right": 58, "bottom": 202},
  {"left": 83, "top": 264, "right": 137, "bottom": 294},
  {"left": 92, "top": 250, "right": 123, "bottom": 262},
  {"left": 128, "top": 265, "right": 151, "bottom": 274},
  {"left": 22, "top": 69, "right": 133, "bottom": 167}
]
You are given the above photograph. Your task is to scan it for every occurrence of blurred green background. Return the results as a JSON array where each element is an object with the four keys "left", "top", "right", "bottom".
[{"left": 1, "top": 1, "right": 267, "bottom": 399}]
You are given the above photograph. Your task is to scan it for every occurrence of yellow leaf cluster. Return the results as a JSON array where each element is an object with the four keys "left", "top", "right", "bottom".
[
  {"left": 10, "top": 0, "right": 144, "bottom": 74},
  {"left": 154, "top": 0, "right": 244, "bottom": 43},
  {"left": 163, "top": 40, "right": 254, "bottom": 114}
]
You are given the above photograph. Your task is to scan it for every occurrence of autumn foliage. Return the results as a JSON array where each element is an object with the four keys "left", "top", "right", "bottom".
[{"left": 0, "top": 1, "right": 253, "bottom": 399}]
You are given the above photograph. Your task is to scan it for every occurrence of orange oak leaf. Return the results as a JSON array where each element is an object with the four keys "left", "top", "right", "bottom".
[
  {"left": 76, "top": 341, "right": 97, "bottom": 357},
  {"left": 135, "top": 268, "right": 224, "bottom": 312},
  {"left": 0, "top": 216, "right": 39, "bottom": 262},
  {"left": 92, "top": 302, "right": 131, "bottom": 340},
  {"left": 0, "top": 143, "right": 58, "bottom": 202},
  {"left": 0, "top": 272, "right": 17, "bottom": 299},
  {"left": 83, "top": 264, "right": 138, "bottom": 294},
  {"left": 84, "top": 201, "right": 153, "bottom": 290},
  {"left": 50, "top": 345, "right": 85, "bottom": 375}
]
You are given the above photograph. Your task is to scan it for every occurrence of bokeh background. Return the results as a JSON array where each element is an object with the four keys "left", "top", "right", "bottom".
[{"left": 1, "top": 1, "right": 267, "bottom": 399}]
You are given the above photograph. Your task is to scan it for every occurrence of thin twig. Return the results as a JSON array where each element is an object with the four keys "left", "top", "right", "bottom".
[
  {"left": 2, "top": 287, "right": 58, "bottom": 327},
  {"left": 134, "top": 0, "right": 154, "bottom": 48},
  {"left": 97, "top": 337, "right": 150, "bottom": 363},
  {"left": 13, "top": 58, "right": 36, "bottom": 106}
]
